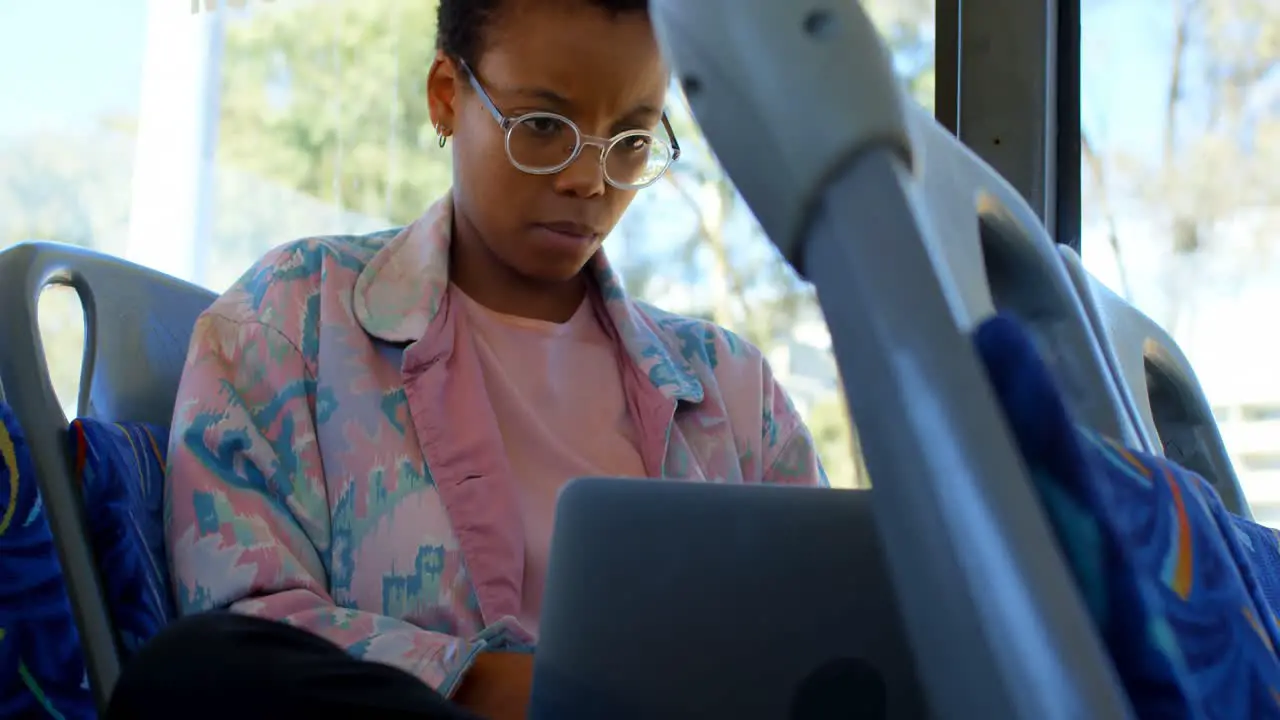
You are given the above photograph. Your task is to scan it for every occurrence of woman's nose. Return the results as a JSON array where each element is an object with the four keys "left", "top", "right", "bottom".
[{"left": 552, "top": 143, "right": 608, "bottom": 198}]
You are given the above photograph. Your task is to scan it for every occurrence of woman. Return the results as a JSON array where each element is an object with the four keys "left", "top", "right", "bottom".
[{"left": 107, "top": 0, "right": 826, "bottom": 717}]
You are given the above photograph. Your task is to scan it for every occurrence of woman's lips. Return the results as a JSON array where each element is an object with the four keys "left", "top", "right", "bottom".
[
  {"left": 530, "top": 223, "right": 599, "bottom": 252},
  {"left": 536, "top": 221, "right": 598, "bottom": 240}
]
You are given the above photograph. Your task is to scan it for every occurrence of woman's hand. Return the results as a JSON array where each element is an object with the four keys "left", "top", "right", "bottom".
[{"left": 452, "top": 651, "right": 535, "bottom": 719}]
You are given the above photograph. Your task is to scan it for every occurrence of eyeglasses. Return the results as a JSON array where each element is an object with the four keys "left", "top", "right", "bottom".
[{"left": 459, "top": 60, "right": 681, "bottom": 190}]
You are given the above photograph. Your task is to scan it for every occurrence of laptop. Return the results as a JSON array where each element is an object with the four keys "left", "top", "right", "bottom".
[{"left": 527, "top": 478, "right": 928, "bottom": 720}]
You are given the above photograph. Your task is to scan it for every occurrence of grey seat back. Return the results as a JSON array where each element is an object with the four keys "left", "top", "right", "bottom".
[
  {"left": 0, "top": 240, "right": 216, "bottom": 710},
  {"left": 1057, "top": 246, "right": 1249, "bottom": 516},
  {"left": 652, "top": 1, "right": 1130, "bottom": 718},
  {"left": 902, "top": 103, "right": 1144, "bottom": 450}
]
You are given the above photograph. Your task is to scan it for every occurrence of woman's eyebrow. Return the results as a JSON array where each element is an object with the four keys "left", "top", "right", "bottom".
[
  {"left": 505, "top": 85, "right": 572, "bottom": 107},
  {"left": 620, "top": 103, "right": 662, "bottom": 122},
  {"left": 501, "top": 86, "right": 661, "bottom": 120}
]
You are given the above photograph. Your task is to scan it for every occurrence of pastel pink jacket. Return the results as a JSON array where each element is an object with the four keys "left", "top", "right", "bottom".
[{"left": 165, "top": 198, "right": 828, "bottom": 695}]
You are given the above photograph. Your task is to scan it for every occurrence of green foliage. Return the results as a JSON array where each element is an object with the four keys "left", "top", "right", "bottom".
[
  {"left": 809, "top": 387, "right": 866, "bottom": 489},
  {"left": 218, "top": 0, "right": 452, "bottom": 226}
]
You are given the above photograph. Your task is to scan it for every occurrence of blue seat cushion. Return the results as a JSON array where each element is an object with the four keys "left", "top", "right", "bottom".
[
  {"left": 71, "top": 419, "right": 175, "bottom": 659},
  {"left": 975, "top": 313, "right": 1280, "bottom": 719},
  {"left": 0, "top": 402, "right": 95, "bottom": 719},
  {"left": 1229, "top": 517, "right": 1280, "bottom": 624}
]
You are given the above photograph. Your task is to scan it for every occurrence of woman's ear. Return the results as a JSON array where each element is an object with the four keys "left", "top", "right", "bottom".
[{"left": 427, "top": 50, "right": 460, "bottom": 136}]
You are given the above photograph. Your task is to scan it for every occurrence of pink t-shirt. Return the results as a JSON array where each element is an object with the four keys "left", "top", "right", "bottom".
[{"left": 454, "top": 284, "right": 648, "bottom": 635}]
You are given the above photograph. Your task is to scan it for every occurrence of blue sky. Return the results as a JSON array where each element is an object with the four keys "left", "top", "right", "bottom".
[
  {"left": 0, "top": 1, "right": 147, "bottom": 136},
  {"left": 0, "top": 0, "right": 1176, "bottom": 152},
  {"left": 1080, "top": 0, "right": 1175, "bottom": 159}
]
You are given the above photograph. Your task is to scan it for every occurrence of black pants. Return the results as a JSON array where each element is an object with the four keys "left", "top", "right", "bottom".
[{"left": 105, "top": 611, "right": 481, "bottom": 719}]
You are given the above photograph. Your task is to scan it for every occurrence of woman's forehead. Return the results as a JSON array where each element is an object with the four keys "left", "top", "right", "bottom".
[
  {"left": 478, "top": 9, "right": 669, "bottom": 122},
  {"left": 478, "top": 2, "right": 668, "bottom": 104}
]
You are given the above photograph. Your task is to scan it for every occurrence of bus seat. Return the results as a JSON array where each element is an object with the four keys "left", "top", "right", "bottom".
[
  {"left": 0, "top": 241, "right": 215, "bottom": 710},
  {"left": 974, "top": 311, "right": 1280, "bottom": 717},
  {"left": 656, "top": 0, "right": 1280, "bottom": 711},
  {"left": 898, "top": 101, "right": 1146, "bottom": 450},
  {"left": 1056, "top": 245, "right": 1250, "bottom": 517},
  {"left": 0, "top": 398, "right": 96, "bottom": 719},
  {"left": 69, "top": 418, "right": 177, "bottom": 656},
  {"left": 653, "top": 1, "right": 1129, "bottom": 717}
]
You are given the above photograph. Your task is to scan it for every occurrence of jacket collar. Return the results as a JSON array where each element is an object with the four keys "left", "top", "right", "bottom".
[{"left": 353, "top": 196, "right": 704, "bottom": 403}]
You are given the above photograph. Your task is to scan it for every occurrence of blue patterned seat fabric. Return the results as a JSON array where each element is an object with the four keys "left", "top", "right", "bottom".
[
  {"left": 0, "top": 402, "right": 95, "bottom": 719},
  {"left": 71, "top": 419, "right": 176, "bottom": 660},
  {"left": 975, "top": 313, "right": 1280, "bottom": 718}
]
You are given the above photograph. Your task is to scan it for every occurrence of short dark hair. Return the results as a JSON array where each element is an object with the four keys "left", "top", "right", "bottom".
[{"left": 436, "top": 0, "right": 650, "bottom": 69}]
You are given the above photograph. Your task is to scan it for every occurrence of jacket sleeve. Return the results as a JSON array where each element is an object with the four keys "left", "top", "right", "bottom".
[
  {"left": 758, "top": 358, "right": 830, "bottom": 488},
  {"left": 165, "top": 311, "right": 491, "bottom": 696}
]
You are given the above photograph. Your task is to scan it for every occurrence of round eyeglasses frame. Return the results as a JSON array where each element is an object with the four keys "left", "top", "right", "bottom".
[{"left": 458, "top": 60, "right": 682, "bottom": 191}]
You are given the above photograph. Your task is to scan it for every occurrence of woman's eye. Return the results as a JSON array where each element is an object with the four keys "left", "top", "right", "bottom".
[
  {"left": 620, "top": 134, "right": 651, "bottom": 152},
  {"left": 526, "top": 117, "right": 564, "bottom": 135}
]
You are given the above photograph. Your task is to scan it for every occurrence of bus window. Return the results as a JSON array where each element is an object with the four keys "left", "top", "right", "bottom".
[
  {"left": 1080, "top": 0, "right": 1280, "bottom": 518},
  {"left": 1, "top": 0, "right": 937, "bottom": 489},
  {"left": 35, "top": 285, "right": 86, "bottom": 419}
]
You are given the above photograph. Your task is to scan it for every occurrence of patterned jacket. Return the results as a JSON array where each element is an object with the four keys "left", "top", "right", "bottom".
[{"left": 165, "top": 197, "right": 827, "bottom": 694}]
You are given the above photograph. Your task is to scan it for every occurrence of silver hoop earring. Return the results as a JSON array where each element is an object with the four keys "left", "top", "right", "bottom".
[{"left": 436, "top": 124, "right": 448, "bottom": 148}]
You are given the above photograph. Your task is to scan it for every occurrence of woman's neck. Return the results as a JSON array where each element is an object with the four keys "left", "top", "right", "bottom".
[{"left": 449, "top": 222, "right": 588, "bottom": 324}]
